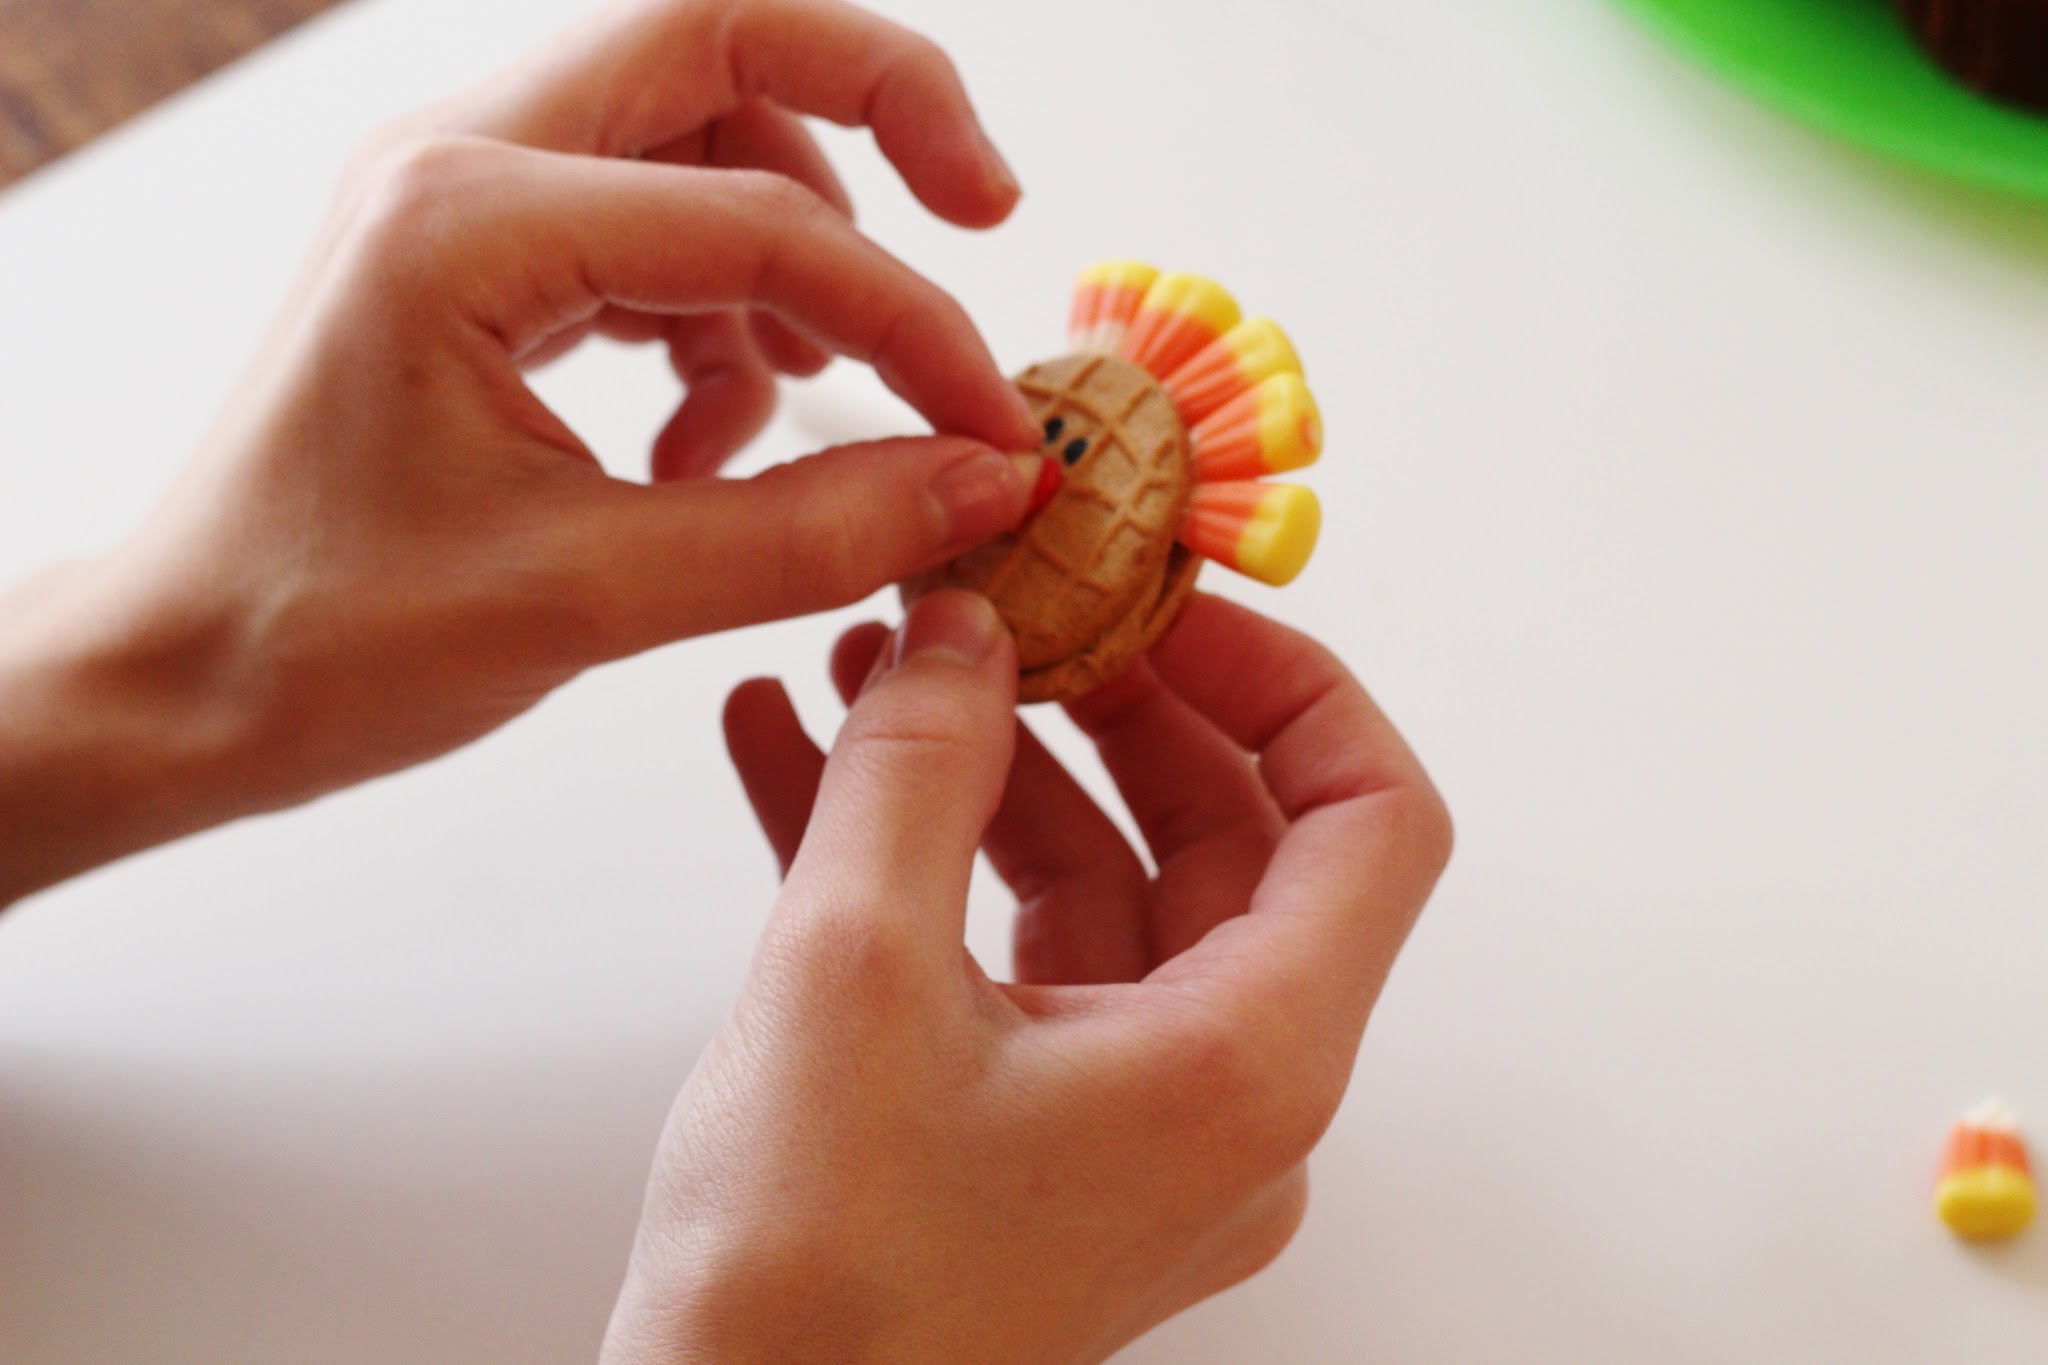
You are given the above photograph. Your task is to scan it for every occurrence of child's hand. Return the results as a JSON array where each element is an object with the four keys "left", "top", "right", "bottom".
[
  {"left": 601, "top": 592, "right": 1452, "bottom": 1364},
  {"left": 0, "top": 0, "right": 1041, "bottom": 903}
]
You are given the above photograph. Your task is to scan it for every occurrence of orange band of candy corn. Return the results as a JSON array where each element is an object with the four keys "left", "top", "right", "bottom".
[
  {"left": 1067, "top": 260, "right": 1160, "bottom": 355},
  {"left": 1943, "top": 1123, "right": 2033, "bottom": 1178},
  {"left": 1162, "top": 317, "right": 1304, "bottom": 426},
  {"left": 1121, "top": 273, "right": 1240, "bottom": 380},
  {"left": 1190, "top": 373, "right": 1323, "bottom": 482}
]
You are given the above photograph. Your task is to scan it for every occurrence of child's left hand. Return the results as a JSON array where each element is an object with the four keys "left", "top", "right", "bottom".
[{"left": 0, "top": 0, "right": 1042, "bottom": 904}]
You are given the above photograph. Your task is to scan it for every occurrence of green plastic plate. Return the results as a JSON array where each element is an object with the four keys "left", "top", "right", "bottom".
[{"left": 1610, "top": 0, "right": 2048, "bottom": 198}]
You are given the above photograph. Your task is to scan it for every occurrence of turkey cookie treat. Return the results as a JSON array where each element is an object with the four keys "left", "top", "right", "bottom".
[{"left": 908, "top": 262, "right": 1324, "bottom": 704}]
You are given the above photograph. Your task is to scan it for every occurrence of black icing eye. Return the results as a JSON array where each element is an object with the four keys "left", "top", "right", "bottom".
[
  {"left": 1043, "top": 416, "right": 1065, "bottom": 443},
  {"left": 1062, "top": 436, "right": 1088, "bottom": 466}
]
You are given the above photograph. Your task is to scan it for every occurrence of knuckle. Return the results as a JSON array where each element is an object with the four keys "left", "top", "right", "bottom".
[
  {"left": 512, "top": 539, "right": 620, "bottom": 663},
  {"left": 349, "top": 134, "right": 504, "bottom": 257},
  {"left": 1215, "top": 1175, "right": 1310, "bottom": 1290},
  {"left": 858, "top": 284, "right": 966, "bottom": 380},
  {"left": 1419, "top": 785, "right": 1457, "bottom": 878},
  {"left": 773, "top": 893, "right": 925, "bottom": 1011},
  {"left": 1239, "top": 1088, "right": 1337, "bottom": 1187},
  {"left": 374, "top": 133, "right": 496, "bottom": 201},
  {"left": 840, "top": 690, "right": 983, "bottom": 780},
  {"left": 936, "top": 295, "right": 978, "bottom": 354},
  {"left": 345, "top": 83, "right": 478, "bottom": 177},
  {"left": 1165, "top": 1018, "right": 1269, "bottom": 1133},
  {"left": 1391, "top": 779, "right": 1457, "bottom": 886},
  {"left": 1169, "top": 1018, "right": 1260, "bottom": 1111},
  {"left": 913, "top": 286, "right": 974, "bottom": 343},
  {"left": 444, "top": 489, "right": 629, "bottom": 663},
  {"left": 727, "top": 167, "right": 828, "bottom": 227},
  {"left": 1164, "top": 1014, "right": 1338, "bottom": 1183},
  {"left": 888, "top": 31, "right": 959, "bottom": 96},
  {"left": 342, "top": 114, "right": 431, "bottom": 184}
]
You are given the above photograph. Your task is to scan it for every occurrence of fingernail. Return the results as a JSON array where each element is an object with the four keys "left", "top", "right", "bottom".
[
  {"left": 929, "top": 447, "right": 1028, "bottom": 549},
  {"left": 859, "top": 630, "right": 897, "bottom": 696},
  {"left": 895, "top": 591, "right": 1002, "bottom": 668}
]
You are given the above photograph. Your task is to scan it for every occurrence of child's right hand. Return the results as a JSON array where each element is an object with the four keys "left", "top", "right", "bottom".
[{"left": 601, "top": 591, "right": 1453, "bottom": 1364}]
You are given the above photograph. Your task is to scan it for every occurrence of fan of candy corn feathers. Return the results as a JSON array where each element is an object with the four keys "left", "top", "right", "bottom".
[{"left": 1065, "top": 261, "right": 1323, "bottom": 585}]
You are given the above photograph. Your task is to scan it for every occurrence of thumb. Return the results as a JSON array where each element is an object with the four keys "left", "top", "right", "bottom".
[
  {"left": 777, "top": 590, "right": 1018, "bottom": 969},
  {"left": 589, "top": 436, "right": 1051, "bottom": 654}
]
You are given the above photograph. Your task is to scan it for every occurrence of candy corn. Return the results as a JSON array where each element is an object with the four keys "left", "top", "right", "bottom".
[
  {"left": 1121, "top": 273, "right": 1240, "bottom": 380},
  {"left": 1935, "top": 1098, "right": 2036, "bottom": 1241},
  {"left": 1162, "top": 317, "right": 1303, "bottom": 426},
  {"left": 1189, "top": 373, "right": 1323, "bottom": 483},
  {"left": 1067, "top": 261, "right": 1160, "bottom": 355},
  {"left": 1180, "top": 481, "right": 1321, "bottom": 587}
]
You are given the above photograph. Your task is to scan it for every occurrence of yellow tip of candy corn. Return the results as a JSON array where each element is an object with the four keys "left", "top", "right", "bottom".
[
  {"left": 1228, "top": 317, "right": 1302, "bottom": 381},
  {"left": 1238, "top": 483, "right": 1320, "bottom": 586},
  {"left": 1258, "top": 374, "right": 1323, "bottom": 472},
  {"left": 1937, "top": 1167, "right": 2037, "bottom": 1241},
  {"left": 1122, "top": 272, "right": 1242, "bottom": 379},
  {"left": 1144, "top": 272, "right": 1239, "bottom": 334},
  {"left": 1182, "top": 481, "right": 1321, "bottom": 587}
]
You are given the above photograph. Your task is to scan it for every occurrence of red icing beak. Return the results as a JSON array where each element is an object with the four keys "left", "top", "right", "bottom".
[{"left": 1017, "top": 453, "right": 1062, "bottom": 518}]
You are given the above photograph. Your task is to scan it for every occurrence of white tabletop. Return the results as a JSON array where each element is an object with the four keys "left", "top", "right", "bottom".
[{"left": 6, "top": 0, "right": 2048, "bottom": 1359}]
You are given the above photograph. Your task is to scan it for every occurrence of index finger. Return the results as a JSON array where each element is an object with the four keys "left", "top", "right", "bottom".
[
  {"left": 429, "top": 0, "right": 1019, "bottom": 229},
  {"left": 1143, "top": 595, "right": 1454, "bottom": 1032},
  {"left": 386, "top": 145, "right": 1034, "bottom": 447}
]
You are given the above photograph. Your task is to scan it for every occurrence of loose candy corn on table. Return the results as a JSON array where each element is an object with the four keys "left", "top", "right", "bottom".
[{"left": 5, "top": 0, "right": 2048, "bottom": 1360}]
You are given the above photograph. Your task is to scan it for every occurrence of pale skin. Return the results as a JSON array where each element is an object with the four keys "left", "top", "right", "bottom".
[{"left": 0, "top": 2, "right": 1453, "bottom": 1361}]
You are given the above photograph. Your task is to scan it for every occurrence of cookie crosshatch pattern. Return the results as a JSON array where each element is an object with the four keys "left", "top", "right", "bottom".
[{"left": 998, "top": 354, "right": 1197, "bottom": 683}]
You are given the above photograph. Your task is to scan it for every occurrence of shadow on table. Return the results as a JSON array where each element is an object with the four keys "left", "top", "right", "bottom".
[
  {"left": 1954, "top": 1218, "right": 2048, "bottom": 1298},
  {"left": 1609, "top": 11, "right": 2048, "bottom": 278},
  {"left": 1842, "top": 152, "right": 2048, "bottom": 274},
  {"left": 0, "top": 1038, "right": 692, "bottom": 1365}
]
